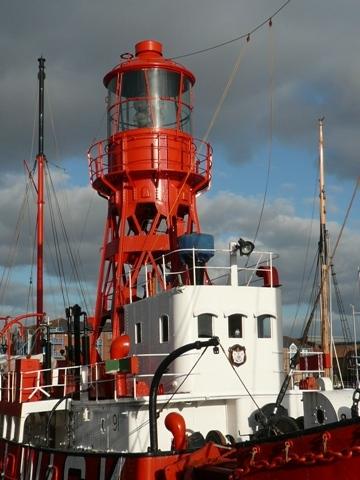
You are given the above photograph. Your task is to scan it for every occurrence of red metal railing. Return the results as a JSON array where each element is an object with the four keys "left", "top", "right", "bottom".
[{"left": 88, "top": 132, "right": 212, "bottom": 189}]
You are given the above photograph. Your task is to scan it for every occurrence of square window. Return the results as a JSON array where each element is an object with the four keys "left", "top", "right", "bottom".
[
  {"left": 228, "top": 314, "right": 244, "bottom": 338},
  {"left": 135, "top": 322, "right": 142, "bottom": 344},
  {"left": 160, "top": 315, "right": 169, "bottom": 343},
  {"left": 257, "top": 315, "right": 272, "bottom": 338},
  {"left": 198, "top": 313, "right": 213, "bottom": 338}
]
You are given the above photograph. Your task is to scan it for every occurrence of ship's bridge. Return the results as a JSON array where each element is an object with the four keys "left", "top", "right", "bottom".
[{"left": 124, "top": 244, "right": 283, "bottom": 402}]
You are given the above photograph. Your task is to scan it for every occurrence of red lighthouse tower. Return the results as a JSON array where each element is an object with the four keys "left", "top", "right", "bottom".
[{"left": 88, "top": 40, "right": 212, "bottom": 357}]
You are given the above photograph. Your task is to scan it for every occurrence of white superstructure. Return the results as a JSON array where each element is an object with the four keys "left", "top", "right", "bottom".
[{"left": 119, "top": 246, "right": 291, "bottom": 448}]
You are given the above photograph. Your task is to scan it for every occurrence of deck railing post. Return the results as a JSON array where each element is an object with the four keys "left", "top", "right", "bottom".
[
  {"left": 129, "top": 269, "right": 132, "bottom": 304},
  {"left": 162, "top": 255, "right": 166, "bottom": 290},
  {"left": 95, "top": 363, "right": 99, "bottom": 402},
  {"left": 145, "top": 264, "right": 149, "bottom": 298},
  {"left": 192, "top": 248, "right": 196, "bottom": 285}
]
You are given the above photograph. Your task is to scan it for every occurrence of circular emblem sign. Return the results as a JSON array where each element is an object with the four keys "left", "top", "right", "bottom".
[{"left": 228, "top": 344, "right": 247, "bottom": 367}]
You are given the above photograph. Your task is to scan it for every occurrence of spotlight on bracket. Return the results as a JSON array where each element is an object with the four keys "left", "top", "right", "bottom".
[{"left": 233, "top": 238, "right": 255, "bottom": 256}]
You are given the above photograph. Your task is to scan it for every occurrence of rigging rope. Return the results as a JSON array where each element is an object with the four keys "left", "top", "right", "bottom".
[
  {"left": 290, "top": 172, "right": 318, "bottom": 337},
  {"left": 0, "top": 180, "right": 33, "bottom": 308},
  {"left": 329, "top": 176, "right": 359, "bottom": 262},
  {"left": 158, "top": 347, "right": 209, "bottom": 415},
  {"left": 125, "top": 347, "right": 210, "bottom": 438},
  {"left": 133, "top": 32, "right": 250, "bottom": 287},
  {"left": 72, "top": 195, "right": 94, "bottom": 310},
  {"left": 45, "top": 84, "right": 62, "bottom": 168},
  {"left": 219, "top": 342, "right": 267, "bottom": 423},
  {"left": 331, "top": 264, "right": 352, "bottom": 346},
  {"left": 29, "top": 79, "right": 38, "bottom": 172},
  {"left": 332, "top": 335, "right": 344, "bottom": 388},
  {"left": 45, "top": 167, "right": 70, "bottom": 309},
  {"left": 25, "top": 187, "right": 36, "bottom": 314},
  {"left": 46, "top": 82, "right": 93, "bottom": 313},
  {"left": 172, "top": 0, "right": 291, "bottom": 60},
  {"left": 201, "top": 42, "right": 247, "bottom": 146},
  {"left": 252, "top": 22, "right": 275, "bottom": 245},
  {"left": 164, "top": 26, "right": 251, "bottom": 225},
  {"left": 167, "top": 37, "right": 248, "bottom": 218},
  {"left": 46, "top": 164, "right": 90, "bottom": 313}
]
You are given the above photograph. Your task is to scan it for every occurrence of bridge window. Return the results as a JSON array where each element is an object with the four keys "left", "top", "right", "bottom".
[
  {"left": 135, "top": 322, "right": 142, "bottom": 344},
  {"left": 159, "top": 315, "right": 169, "bottom": 343},
  {"left": 257, "top": 315, "right": 274, "bottom": 338},
  {"left": 198, "top": 313, "right": 213, "bottom": 338},
  {"left": 228, "top": 314, "right": 246, "bottom": 338}
]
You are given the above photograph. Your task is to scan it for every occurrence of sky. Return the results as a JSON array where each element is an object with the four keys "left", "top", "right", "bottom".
[{"left": 1, "top": 0, "right": 360, "bottom": 338}]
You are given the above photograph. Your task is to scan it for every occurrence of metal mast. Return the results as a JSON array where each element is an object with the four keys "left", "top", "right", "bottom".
[
  {"left": 319, "top": 117, "right": 331, "bottom": 377},
  {"left": 36, "top": 57, "right": 46, "bottom": 352}
]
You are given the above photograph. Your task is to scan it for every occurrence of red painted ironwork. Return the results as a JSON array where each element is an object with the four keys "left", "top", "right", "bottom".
[{"left": 88, "top": 40, "right": 212, "bottom": 361}]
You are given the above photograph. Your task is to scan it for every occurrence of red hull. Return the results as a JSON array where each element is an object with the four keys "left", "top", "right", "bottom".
[
  {"left": 1, "top": 419, "right": 360, "bottom": 478},
  {"left": 0, "top": 439, "right": 124, "bottom": 480},
  {"left": 188, "top": 419, "right": 360, "bottom": 480}
]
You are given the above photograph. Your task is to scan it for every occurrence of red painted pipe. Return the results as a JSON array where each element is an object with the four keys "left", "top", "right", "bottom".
[
  {"left": 256, "top": 265, "right": 280, "bottom": 287},
  {"left": 165, "top": 412, "right": 187, "bottom": 450}
]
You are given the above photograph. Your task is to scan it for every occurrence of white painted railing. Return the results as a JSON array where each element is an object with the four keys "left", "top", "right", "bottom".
[
  {"left": 128, "top": 248, "right": 279, "bottom": 302},
  {"left": 0, "top": 354, "right": 192, "bottom": 403}
]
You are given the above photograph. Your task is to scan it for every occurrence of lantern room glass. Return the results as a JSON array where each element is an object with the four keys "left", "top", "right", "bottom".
[{"left": 107, "top": 68, "right": 192, "bottom": 135}]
